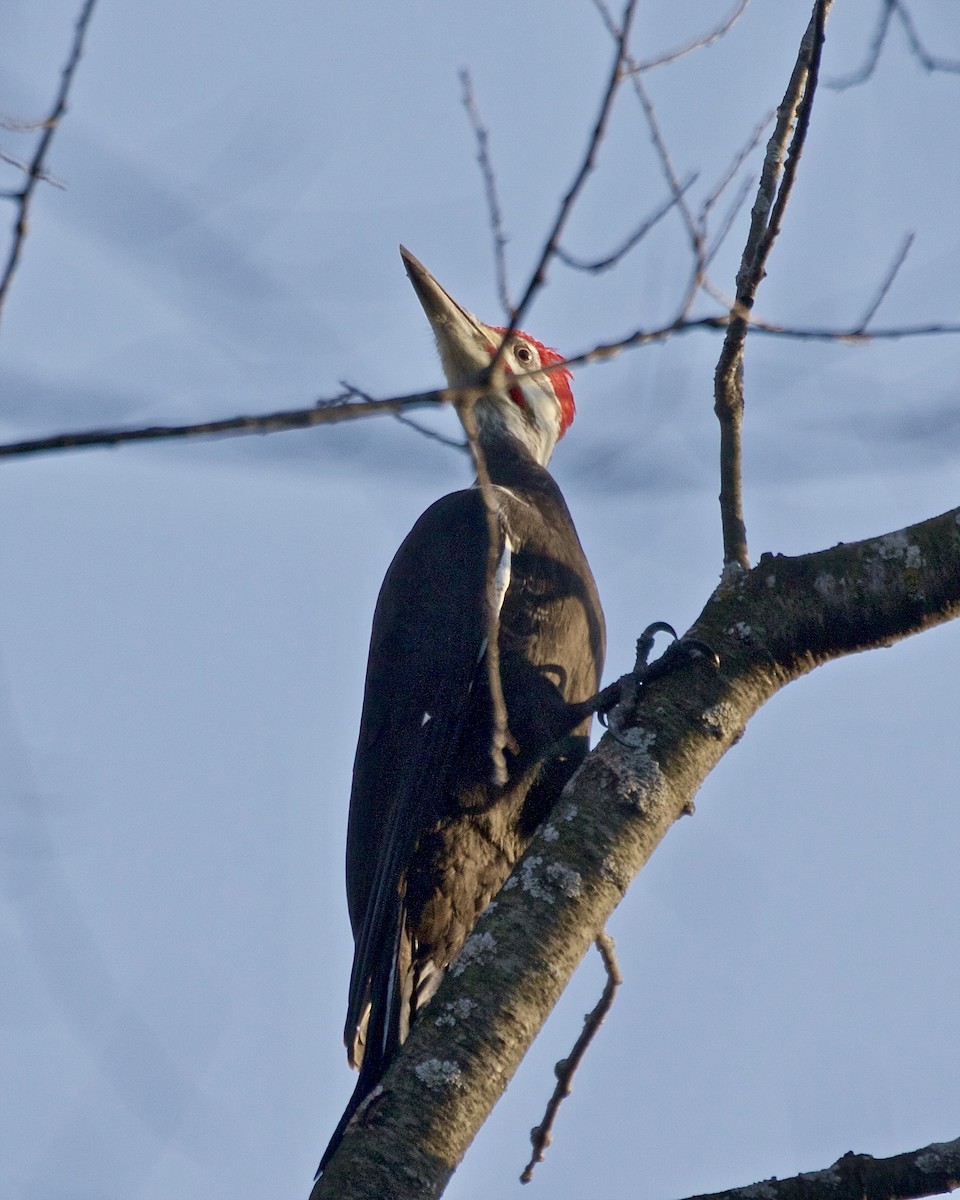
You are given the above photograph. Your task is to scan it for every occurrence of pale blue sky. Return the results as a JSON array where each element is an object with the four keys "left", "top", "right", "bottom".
[{"left": 2, "top": 3, "right": 959, "bottom": 1198}]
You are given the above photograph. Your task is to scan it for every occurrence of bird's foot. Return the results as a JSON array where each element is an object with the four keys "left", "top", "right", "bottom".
[{"left": 595, "top": 622, "right": 719, "bottom": 746}]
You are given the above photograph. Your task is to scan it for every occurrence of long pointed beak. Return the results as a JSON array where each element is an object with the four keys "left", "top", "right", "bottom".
[{"left": 399, "top": 246, "right": 495, "bottom": 387}]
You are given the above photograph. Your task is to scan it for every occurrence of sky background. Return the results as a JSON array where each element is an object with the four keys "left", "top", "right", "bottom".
[{"left": 1, "top": 2, "right": 959, "bottom": 1198}]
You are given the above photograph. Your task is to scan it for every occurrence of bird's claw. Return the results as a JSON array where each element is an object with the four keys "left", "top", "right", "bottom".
[{"left": 598, "top": 623, "right": 719, "bottom": 746}]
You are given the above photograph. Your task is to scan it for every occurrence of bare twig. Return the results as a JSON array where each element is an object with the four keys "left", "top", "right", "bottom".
[
  {"left": 700, "top": 175, "right": 754, "bottom": 272},
  {"left": 0, "top": 150, "right": 66, "bottom": 190},
  {"left": 714, "top": 0, "right": 831, "bottom": 573},
  {"left": 556, "top": 177, "right": 697, "bottom": 274},
  {"left": 597, "top": 2, "right": 734, "bottom": 313},
  {"left": 391, "top": 413, "right": 468, "bottom": 451},
  {"left": 6, "top": 311, "right": 960, "bottom": 461},
  {"left": 460, "top": 71, "right": 512, "bottom": 315},
  {"left": 699, "top": 109, "right": 774, "bottom": 231},
  {"left": 629, "top": 0, "right": 751, "bottom": 73},
  {"left": 0, "top": 0, "right": 98, "bottom": 328},
  {"left": 628, "top": 69, "right": 704, "bottom": 289},
  {"left": 854, "top": 231, "right": 915, "bottom": 332},
  {"left": 676, "top": 1137, "right": 960, "bottom": 1200},
  {"left": 491, "top": 0, "right": 640, "bottom": 360},
  {"left": 829, "top": 0, "right": 960, "bottom": 90},
  {"left": 520, "top": 930, "right": 623, "bottom": 1183},
  {"left": 0, "top": 385, "right": 455, "bottom": 459},
  {"left": 601, "top": 1, "right": 778, "bottom": 317},
  {"left": 340, "top": 380, "right": 467, "bottom": 451},
  {"left": 0, "top": 114, "right": 56, "bottom": 133},
  {"left": 828, "top": 0, "right": 894, "bottom": 88},
  {"left": 894, "top": 1, "right": 960, "bottom": 74}
]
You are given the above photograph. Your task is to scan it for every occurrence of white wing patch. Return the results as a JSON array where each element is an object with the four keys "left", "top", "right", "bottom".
[
  {"left": 420, "top": 711, "right": 432, "bottom": 727},
  {"left": 476, "top": 534, "right": 513, "bottom": 664},
  {"left": 493, "top": 534, "right": 513, "bottom": 618}
]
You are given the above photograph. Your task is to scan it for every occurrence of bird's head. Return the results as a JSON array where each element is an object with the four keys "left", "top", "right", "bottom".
[{"left": 400, "top": 246, "right": 574, "bottom": 467}]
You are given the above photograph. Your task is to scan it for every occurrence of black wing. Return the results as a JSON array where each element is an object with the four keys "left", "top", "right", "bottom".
[{"left": 343, "top": 487, "right": 496, "bottom": 1076}]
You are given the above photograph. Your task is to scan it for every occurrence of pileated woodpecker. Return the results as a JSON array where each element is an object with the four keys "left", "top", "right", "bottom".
[{"left": 317, "top": 247, "right": 606, "bottom": 1174}]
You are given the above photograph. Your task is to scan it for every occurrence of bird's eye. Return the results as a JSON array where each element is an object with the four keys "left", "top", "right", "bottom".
[{"left": 514, "top": 343, "right": 534, "bottom": 365}]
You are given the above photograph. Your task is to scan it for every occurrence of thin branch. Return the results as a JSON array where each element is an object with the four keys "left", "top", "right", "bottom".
[
  {"left": 677, "top": 1138, "right": 960, "bottom": 1200},
  {"left": 0, "top": 0, "right": 98, "bottom": 328},
  {"left": 556, "top": 176, "right": 697, "bottom": 274},
  {"left": 0, "top": 385, "right": 455, "bottom": 459},
  {"left": 0, "top": 150, "right": 66, "bottom": 190},
  {"left": 520, "top": 930, "right": 622, "bottom": 1183},
  {"left": 629, "top": 0, "right": 751, "bottom": 73},
  {"left": 607, "top": 6, "right": 777, "bottom": 315},
  {"left": 829, "top": 1, "right": 960, "bottom": 90},
  {"left": 460, "top": 71, "right": 512, "bottom": 315},
  {"left": 854, "top": 231, "right": 915, "bottom": 332},
  {"left": 894, "top": 2, "right": 960, "bottom": 75},
  {"left": 6, "top": 313, "right": 960, "bottom": 461},
  {"left": 714, "top": 0, "right": 831, "bottom": 573},
  {"left": 622, "top": 55, "right": 703, "bottom": 270},
  {"left": 391, "top": 412, "right": 468, "bottom": 451},
  {"left": 699, "top": 108, "right": 774, "bottom": 230},
  {"left": 827, "top": 0, "right": 894, "bottom": 88},
  {"left": 0, "top": 114, "right": 56, "bottom": 132},
  {"left": 492, "top": 0, "right": 639, "bottom": 359},
  {"left": 701, "top": 175, "right": 754, "bottom": 272},
  {"left": 340, "top": 380, "right": 467, "bottom": 451}
]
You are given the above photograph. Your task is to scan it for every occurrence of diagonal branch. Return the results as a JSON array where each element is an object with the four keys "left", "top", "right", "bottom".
[
  {"left": 311, "top": 501, "right": 960, "bottom": 1199},
  {"left": 714, "top": 0, "right": 831, "bottom": 574},
  {"left": 520, "top": 929, "right": 622, "bottom": 1182},
  {"left": 489, "top": 0, "right": 639, "bottom": 367},
  {"left": 460, "top": 71, "right": 512, "bottom": 315},
  {"left": 0, "top": 0, "right": 98, "bottom": 329},
  {"left": 854, "top": 231, "right": 915, "bottom": 332},
  {"left": 629, "top": 0, "right": 750, "bottom": 73}
]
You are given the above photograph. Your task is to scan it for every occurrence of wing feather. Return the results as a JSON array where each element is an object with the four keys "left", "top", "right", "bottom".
[{"left": 343, "top": 488, "right": 499, "bottom": 1072}]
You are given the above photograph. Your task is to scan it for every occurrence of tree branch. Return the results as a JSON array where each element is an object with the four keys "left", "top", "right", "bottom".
[
  {"left": 714, "top": 0, "right": 831, "bottom": 574},
  {"left": 829, "top": 1, "right": 960, "bottom": 90},
  {"left": 629, "top": 0, "right": 751, "bottom": 73},
  {"left": 6, "top": 311, "right": 960, "bottom": 461},
  {"left": 678, "top": 1138, "right": 960, "bottom": 1200},
  {"left": 460, "top": 70, "right": 512, "bottom": 315},
  {"left": 520, "top": 929, "right": 622, "bottom": 1183},
  {"left": 0, "top": 0, "right": 98, "bottom": 328},
  {"left": 491, "top": 0, "right": 639, "bottom": 361},
  {"left": 310, "top": 502, "right": 960, "bottom": 1199}
]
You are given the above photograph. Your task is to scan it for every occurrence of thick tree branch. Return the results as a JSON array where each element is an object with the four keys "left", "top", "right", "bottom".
[
  {"left": 311, "top": 503, "right": 960, "bottom": 1199},
  {"left": 679, "top": 1137, "right": 960, "bottom": 1200}
]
